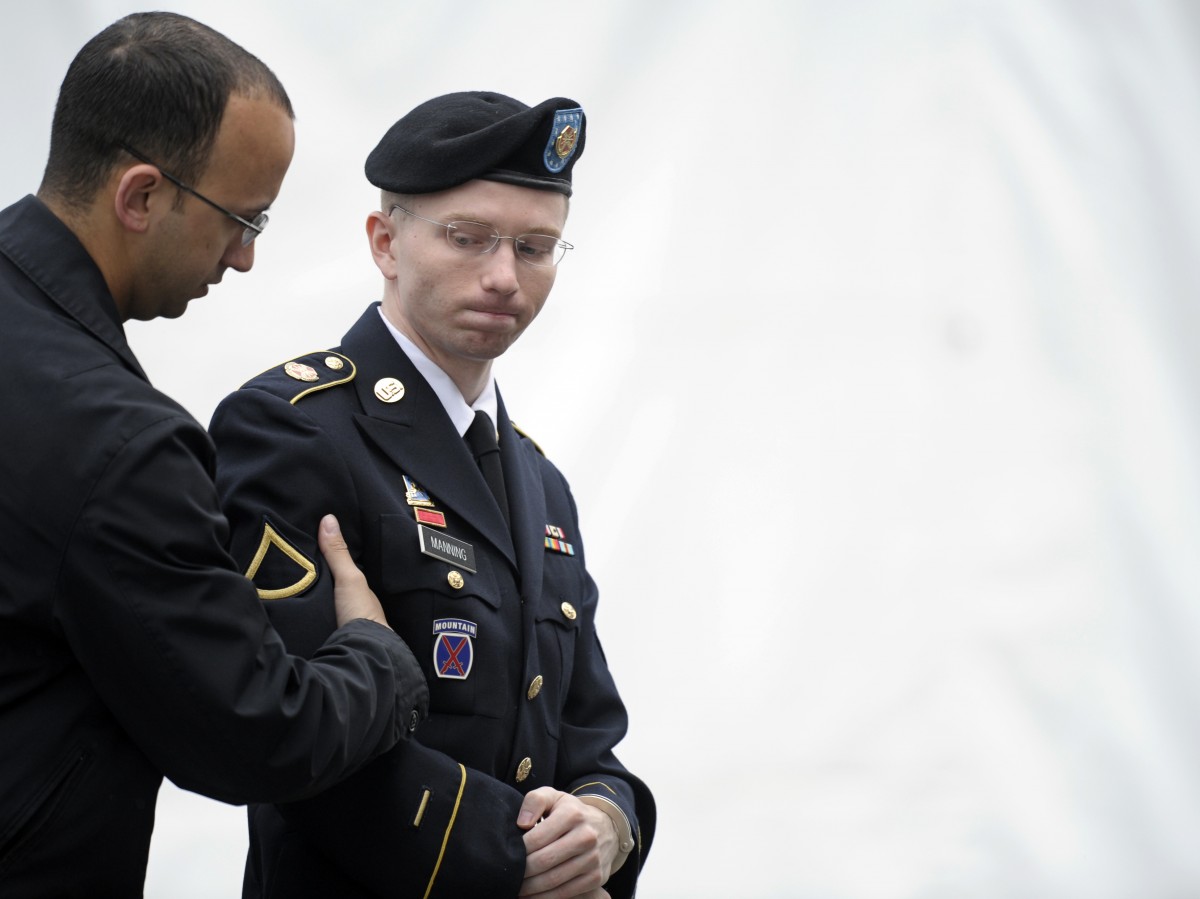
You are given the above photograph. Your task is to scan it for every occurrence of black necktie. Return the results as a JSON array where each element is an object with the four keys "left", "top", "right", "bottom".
[{"left": 464, "top": 411, "right": 510, "bottom": 529}]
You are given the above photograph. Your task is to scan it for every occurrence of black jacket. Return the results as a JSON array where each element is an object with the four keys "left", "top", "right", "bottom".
[
  {"left": 210, "top": 304, "right": 655, "bottom": 898},
  {"left": 0, "top": 197, "right": 427, "bottom": 897}
]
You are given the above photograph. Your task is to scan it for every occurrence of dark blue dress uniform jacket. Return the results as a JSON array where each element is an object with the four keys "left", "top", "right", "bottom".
[
  {"left": 210, "top": 303, "right": 655, "bottom": 898},
  {"left": 0, "top": 197, "right": 426, "bottom": 897}
]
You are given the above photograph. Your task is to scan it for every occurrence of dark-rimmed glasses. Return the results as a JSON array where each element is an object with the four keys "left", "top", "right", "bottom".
[
  {"left": 118, "top": 143, "right": 267, "bottom": 247},
  {"left": 391, "top": 205, "right": 572, "bottom": 267}
]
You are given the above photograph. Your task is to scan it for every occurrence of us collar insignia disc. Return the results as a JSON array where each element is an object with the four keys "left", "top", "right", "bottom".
[
  {"left": 284, "top": 361, "right": 319, "bottom": 382},
  {"left": 419, "top": 525, "right": 476, "bottom": 572},
  {"left": 433, "top": 618, "right": 476, "bottom": 680},
  {"left": 374, "top": 377, "right": 405, "bottom": 403},
  {"left": 403, "top": 475, "right": 435, "bottom": 508}
]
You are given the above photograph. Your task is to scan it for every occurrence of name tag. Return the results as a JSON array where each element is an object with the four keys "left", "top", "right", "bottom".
[{"left": 419, "top": 525, "right": 477, "bottom": 573}]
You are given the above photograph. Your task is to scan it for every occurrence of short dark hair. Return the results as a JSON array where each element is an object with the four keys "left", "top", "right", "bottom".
[{"left": 39, "top": 12, "right": 293, "bottom": 212}]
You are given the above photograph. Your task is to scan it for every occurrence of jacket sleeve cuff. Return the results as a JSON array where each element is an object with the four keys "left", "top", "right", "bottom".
[{"left": 576, "top": 793, "right": 635, "bottom": 871}]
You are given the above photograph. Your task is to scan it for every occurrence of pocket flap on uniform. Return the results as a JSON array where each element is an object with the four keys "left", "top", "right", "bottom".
[{"left": 379, "top": 513, "right": 499, "bottom": 609}]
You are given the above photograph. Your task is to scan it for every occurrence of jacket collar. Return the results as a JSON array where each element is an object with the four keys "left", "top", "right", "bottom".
[{"left": 0, "top": 196, "right": 146, "bottom": 381}]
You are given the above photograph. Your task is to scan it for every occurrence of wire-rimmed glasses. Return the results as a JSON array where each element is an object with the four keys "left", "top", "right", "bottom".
[
  {"left": 391, "top": 205, "right": 573, "bottom": 267},
  {"left": 118, "top": 143, "right": 267, "bottom": 247}
]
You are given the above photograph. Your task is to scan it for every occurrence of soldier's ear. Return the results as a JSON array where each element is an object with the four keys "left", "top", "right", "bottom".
[{"left": 365, "top": 211, "right": 399, "bottom": 280}]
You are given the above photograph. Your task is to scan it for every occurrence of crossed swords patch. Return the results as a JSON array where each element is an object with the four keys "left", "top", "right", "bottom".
[{"left": 433, "top": 617, "right": 477, "bottom": 679}]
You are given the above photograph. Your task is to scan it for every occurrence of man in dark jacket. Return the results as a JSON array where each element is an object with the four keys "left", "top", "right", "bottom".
[
  {"left": 210, "top": 92, "right": 655, "bottom": 897},
  {"left": 0, "top": 14, "right": 427, "bottom": 896}
]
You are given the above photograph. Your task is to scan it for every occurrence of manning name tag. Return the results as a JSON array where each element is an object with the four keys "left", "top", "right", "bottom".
[{"left": 418, "top": 525, "right": 477, "bottom": 573}]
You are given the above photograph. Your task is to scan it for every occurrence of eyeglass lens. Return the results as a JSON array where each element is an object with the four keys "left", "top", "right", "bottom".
[
  {"left": 241, "top": 213, "right": 268, "bottom": 247},
  {"left": 445, "top": 221, "right": 567, "bottom": 267}
]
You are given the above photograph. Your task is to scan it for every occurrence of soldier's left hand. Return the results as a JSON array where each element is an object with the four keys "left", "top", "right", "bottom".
[{"left": 517, "top": 788, "right": 618, "bottom": 898}]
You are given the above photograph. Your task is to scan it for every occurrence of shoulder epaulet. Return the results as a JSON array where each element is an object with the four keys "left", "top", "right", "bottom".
[
  {"left": 241, "top": 351, "right": 356, "bottom": 405},
  {"left": 510, "top": 420, "right": 545, "bottom": 456}
]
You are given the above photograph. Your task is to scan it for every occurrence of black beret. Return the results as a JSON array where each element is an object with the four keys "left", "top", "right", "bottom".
[{"left": 365, "top": 91, "right": 586, "bottom": 197}]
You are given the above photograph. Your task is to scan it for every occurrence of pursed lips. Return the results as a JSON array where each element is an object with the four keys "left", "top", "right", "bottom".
[{"left": 464, "top": 304, "right": 520, "bottom": 326}]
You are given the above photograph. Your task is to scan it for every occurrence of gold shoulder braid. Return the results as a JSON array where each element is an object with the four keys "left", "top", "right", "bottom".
[
  {"left": 509, "top": 420, "right": 545, "bottom": 456},
  {"left": 249, "top": 350, "right": 357, "bottom": 404}
]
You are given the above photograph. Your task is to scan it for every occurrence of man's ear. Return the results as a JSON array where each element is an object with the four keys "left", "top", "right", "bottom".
[
  {"left": 366, "top": 211, "right": 399, "bottom": 280},
  {"left": 113, "top": 165, "right": 163, "bottom": 235}
]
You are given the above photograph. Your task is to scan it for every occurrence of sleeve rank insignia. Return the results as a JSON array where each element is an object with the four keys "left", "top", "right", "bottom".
[{"left": 244, "top": 520, "right": 317, "bottom": 599}]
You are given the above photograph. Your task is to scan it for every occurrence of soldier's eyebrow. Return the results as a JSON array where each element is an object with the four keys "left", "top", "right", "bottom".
[{"left": 441, "top": 212, "right": 562, "bottom": 238}]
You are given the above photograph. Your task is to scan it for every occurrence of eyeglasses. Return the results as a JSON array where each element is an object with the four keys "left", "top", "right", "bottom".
[
  {"left": 390, "top": 205, "right": 573, "bottom": 267},
  {"left": 118, "top": 143, "right": 267, "bottom": 247}
]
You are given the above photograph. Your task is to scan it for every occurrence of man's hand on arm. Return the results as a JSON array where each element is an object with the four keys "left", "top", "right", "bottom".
[
  {"left": 318, "top": 514, "right": 391, "bottom": 630},
  {"left": 517, "top": 788, "right": 621, "bottom": 899}
]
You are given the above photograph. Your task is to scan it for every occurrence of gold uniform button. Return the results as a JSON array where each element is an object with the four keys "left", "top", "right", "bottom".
[
  {"left": 447, "top": 571, "right": 464, "bottom": 590},
  {"left": 516, "top": 757, "right": 532, "bottom": 783},
  {"left": 324, "top": 356, "right": 345, "bottom": 371},
  {"left": 560, "top": 602, "right": 577, "bottom": 621},
  {"left": 527, "top": 675, "right": 543, "bottom": 700}
]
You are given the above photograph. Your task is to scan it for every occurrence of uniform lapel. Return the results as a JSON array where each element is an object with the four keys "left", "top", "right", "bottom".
[
  {"left": 340, "top": 305, "right": 516, "bottom": 568},
  {"left": 496, "top": 394, "right": 544, "bottom": 600}
]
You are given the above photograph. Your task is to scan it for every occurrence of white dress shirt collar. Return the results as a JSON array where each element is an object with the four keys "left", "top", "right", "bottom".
[{"left": 378, "top": 306, "right": 498, "bottom": 437}]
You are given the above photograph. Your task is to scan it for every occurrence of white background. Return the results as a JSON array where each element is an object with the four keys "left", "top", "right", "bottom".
[{"left": 4, "top": 1, "right": 1200, "bottom": 896}]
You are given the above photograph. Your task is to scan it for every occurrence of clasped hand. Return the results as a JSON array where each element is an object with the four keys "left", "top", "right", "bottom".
[{"left": 517, "top": 788, "right": 618, "bottom": 899}]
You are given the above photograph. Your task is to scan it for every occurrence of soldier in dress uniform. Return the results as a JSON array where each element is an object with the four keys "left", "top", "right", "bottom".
[{"left": 210, "top": 91, "right": 655, "bottom": 898}]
